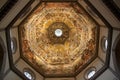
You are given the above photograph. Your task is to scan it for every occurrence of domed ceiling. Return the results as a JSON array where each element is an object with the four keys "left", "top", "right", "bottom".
[{"left": 19, "top": 2, "right": 98, "bottom": 77}]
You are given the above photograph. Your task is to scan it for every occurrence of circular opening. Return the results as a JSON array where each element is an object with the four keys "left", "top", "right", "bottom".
[
  {"left": 11, "top": 38, "right": 17, "bottom": 54},
  {"left": 101, "top": 36, "right": 108, "bottom": 52},
  {"left": 105, "top": 39, "right": 108, "bottom": 49},
  {"left": 85, "top": 67, "right": 96, "bottom": 79},
  {"left": 24, "top": 71, "right": 32, "bottom": 80},
  {"left": 87, "top": 70, "right": 96, "bottom": 79},
  {"left": 55, "top": 29, "right": 63, "bottom": 37},
  {"left": 23, "top": 68, "right": 35, "bottom": 80}
]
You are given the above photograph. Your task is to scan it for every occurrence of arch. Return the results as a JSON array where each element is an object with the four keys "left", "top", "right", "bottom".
[
  {"left": 0, "top": 43, "right": 4, "bottom": 71},
  {"left": 112, "top": 33, "right": 120, "bottom": 74},
  {"left": 0, "top": 37, "right": 6, "bottom": 79}
]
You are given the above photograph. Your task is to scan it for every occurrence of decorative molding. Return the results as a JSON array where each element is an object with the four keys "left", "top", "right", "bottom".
[
  {"left": 5, "top": 0, "right": 36, "bottom": 80},
  {"left": 0, "top": 0, "right": 18, "bottom": 21},
  {"left": 18, "top": 1, "right": 99, "bottom": 78},
  {"left": 84, "top": 0, "right": 113, "bottom": 80},
  {"left": 102, "top": 0, "right": 120, "bottom": 21},
  {"left": 5, "top": 0, "right": 116, "bottom": 79}
]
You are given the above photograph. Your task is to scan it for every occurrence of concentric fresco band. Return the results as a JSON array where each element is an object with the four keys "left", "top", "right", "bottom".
[{"left": 19, "top": 2, "right": 98, "bottom": 76}]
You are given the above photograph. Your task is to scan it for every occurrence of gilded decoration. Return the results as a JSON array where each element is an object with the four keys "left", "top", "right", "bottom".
[{"left": 19, "top": 2, "right": 98, "bottom": 76}]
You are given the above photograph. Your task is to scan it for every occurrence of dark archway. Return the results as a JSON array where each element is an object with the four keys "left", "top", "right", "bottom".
[
  {"left": 113, "top": 33, "right": 120, "bottom": 75},
  {"left": 0, "top": 44, "right": 4, "bottom": 70},
  {"left": 0, "top": 37, "right": 6, "bottom": 80},
  {"left": 115, "top": 37, "right": 120, "bottom": 72}
]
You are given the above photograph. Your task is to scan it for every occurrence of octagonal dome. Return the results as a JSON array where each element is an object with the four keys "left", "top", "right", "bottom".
[{"left": 19, "top": 2, "right": 98, "bottom": 77}]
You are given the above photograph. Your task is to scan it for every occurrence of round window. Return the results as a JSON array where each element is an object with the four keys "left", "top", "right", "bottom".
[
  {"left": 85, "top": 67, "right": 96, "bottom": 79},
  {"left": 11, "top": 37, "right": 17, "bottom": 54},
  {"left": 23, "top": 68, "right": 35, "bottom": 80},
  {"left": 101, "top": 36, "right": 108, "bottom": 52}
]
